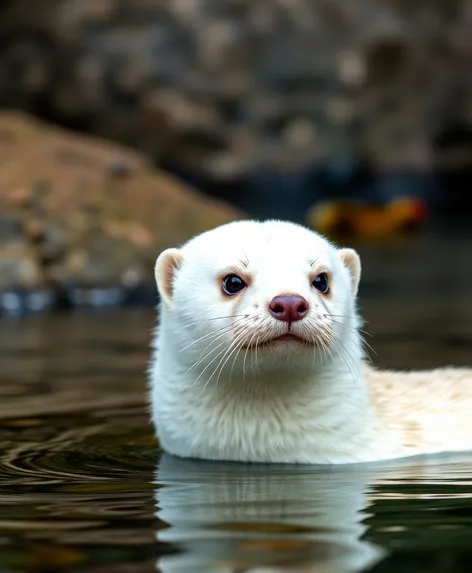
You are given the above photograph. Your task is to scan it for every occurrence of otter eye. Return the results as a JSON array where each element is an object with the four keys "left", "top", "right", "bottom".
[
  {"left": 222, "top": 274, "right": 246, "bottom": 296},
  {"left": 312, "top": 273, "right": 329, "bottom": 294}
]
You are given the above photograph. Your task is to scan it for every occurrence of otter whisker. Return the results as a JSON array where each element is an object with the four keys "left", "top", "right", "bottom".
[
  {"left": 192, "top": 341, "right": 236, "bottom": 388},
  {"left": 196, "top": 314, "right": 262, "bottom": 393},
  {"left": 329, "top": 320, "right": 373, "bottom": 344},
  {"left": 329, "top": 318, "right": 377, "bottom": 357},
  {"left": 308, "top": 326, "right": 318, "bottom": 370},
  {"left": 328, "top": 318, "right": 366, "bottom": 334},
  {"left": 295, "top": 320, "right": 320, "bottom": 370},
  {"left": 229, "top": 316, "right": 266, "bottom": 381},
  {"left": 329, "top": 325, "right": 361, "bottom": 382},
  {"left": 324, "top": 331, "right": 358, "bottom": 388},
  {"left": 242, "top": 328, "right": 260, "bottom": 378},
  {"left": 182, "top": 314, "right": 249, "bottom": 329},
  {"left": 187, "top": 322, "right": 250, "bottom": 373},
  {"left": 228, "top": 335, "right": 245, "bottom": 383},
  {"left": 325, "top": 313, "right": 367, "bottom": 320},
  {"left": 251, "top": 315, "right": 272, "bottom": 373},
  {"left": 186, "top": 337, "right": 229, "bottom": 375},
  {"left": 330, "top": 335, "right": 359, "bottom": 387},
  {"left": 226, "top": 315, "right": 272, "bottom": 382},
  {"left": 200, "top": 327, "right": 251, "bottom": 396},
  {"left": 325, "top": 311, "right": 375, "bottom": 350},
  {"left": 216, "top": 315, "right": 264, "bottom": 386},
  {"left": 185, "top": 325, "right": 239, "bottom": 372},
  {"left": 317, "top": 332, "right": 329, "bottom": 375},
  {"left": 325, "top": 311, "right": 369, "bottom": 320},
  {"left": 323, "top": 315, "right": 372, "bottom": 336},
  {"left": 186, "top": 316, "right": 261, "bottom": 373},
  {"left": 178, "top": 318, "right": 246, "bottom": 354},
  {"left": 215, "top": 331, "right": 249, "bottom": 389},
  {"left": 253, "top": 332, "right": 262, "bottom": 374}
]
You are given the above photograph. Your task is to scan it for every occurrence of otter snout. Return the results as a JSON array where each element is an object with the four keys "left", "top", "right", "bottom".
[{"left": 269, "top": 294, "right": 309, "bottom": 323}]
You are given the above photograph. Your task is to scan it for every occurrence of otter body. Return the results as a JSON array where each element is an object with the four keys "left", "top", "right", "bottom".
[{"left": 149, "top": 220, "right": 472, "bottom": 464}]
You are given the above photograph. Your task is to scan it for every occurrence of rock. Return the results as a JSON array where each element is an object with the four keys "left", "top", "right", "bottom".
[
  {"left": 0, "top": 0, "right": 469, "bottom": 186},
  {"left": 0, "top": 241, "right": 43, "bottom": 290},
  {"left": 0, "top": 111, "right": 245, "bottom": 292},
  {"left": 0, "top": 215, "right": 23, "bottom": 242}
]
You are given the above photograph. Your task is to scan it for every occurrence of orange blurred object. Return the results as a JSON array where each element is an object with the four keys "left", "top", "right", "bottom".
[{"left": 306, "top": 196, "right": 429, "bottom": 242}]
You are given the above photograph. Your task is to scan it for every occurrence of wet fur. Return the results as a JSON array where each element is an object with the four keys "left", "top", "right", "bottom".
[{"left": 149, "top": 220, "right": 472, "bottom": 464}]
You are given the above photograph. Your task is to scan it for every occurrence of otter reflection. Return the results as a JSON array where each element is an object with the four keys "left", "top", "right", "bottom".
[
  {"left": 154, "top": 454, "right": 385, "bottom": 573},
  {"left": 154, "top": 453, "right": 472, "bottom": 572}
]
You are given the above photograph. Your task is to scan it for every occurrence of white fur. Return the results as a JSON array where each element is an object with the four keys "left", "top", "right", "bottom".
[{"left": 148, "top": 220, "right": 470, "bottom": 464}]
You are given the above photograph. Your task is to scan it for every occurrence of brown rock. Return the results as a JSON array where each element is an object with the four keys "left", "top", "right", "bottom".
[
  {"left": 0, "top": 112, "right": 246, "bottom": 290},
  {"left": 0, "top": 241, "right": 42, "bottom": 290}
]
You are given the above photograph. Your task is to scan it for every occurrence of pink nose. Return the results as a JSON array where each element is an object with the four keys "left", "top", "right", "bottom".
[{"left": 269, "top": 294, "right": 309, "bottom": 323}]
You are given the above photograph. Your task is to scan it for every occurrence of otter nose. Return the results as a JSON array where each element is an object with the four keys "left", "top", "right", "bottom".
[{"left": 269, "top": 294, "right": 309, "bottom": 323}]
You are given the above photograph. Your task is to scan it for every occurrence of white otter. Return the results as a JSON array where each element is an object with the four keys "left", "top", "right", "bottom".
[{"left": 149, "top": 220, "right": 472, "bottom": 464}]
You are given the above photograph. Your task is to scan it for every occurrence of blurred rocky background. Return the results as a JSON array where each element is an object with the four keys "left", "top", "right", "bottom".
[{"left": 0, "top": 0, "right": 470, "bottom": 308}]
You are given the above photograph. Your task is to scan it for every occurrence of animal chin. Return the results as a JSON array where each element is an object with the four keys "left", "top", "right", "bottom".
[
  {"left": 273, "top": 333, "right": 304, "bottom": 343},
  {"left": 242, "top": 333, "right": 312, "bottom": 350}
]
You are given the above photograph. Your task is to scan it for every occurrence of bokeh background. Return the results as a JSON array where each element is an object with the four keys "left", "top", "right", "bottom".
[{"left": 0, "top": 0, "right": 470, "bottom": 316}]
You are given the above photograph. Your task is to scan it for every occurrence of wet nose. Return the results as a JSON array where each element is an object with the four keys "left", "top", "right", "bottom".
[{"left": 269, "top": 294, "right": 309, "bottom": 323}]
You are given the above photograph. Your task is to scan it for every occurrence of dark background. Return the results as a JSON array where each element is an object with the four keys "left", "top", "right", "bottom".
[{"left": 0, "top": 0, "right": 471, "bottom": 218}]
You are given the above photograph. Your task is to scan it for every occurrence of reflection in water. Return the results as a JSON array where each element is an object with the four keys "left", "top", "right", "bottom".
[
  {"left": 154, "top": 453, "right": 472, "bottom": 573},
  {"left": 155, "top": 454, "right": 384, "bottom": 572}
]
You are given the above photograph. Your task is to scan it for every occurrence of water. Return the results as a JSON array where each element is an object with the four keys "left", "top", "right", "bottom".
[{"left": 1, "top": 230, "right": 472, "bottom": 572}]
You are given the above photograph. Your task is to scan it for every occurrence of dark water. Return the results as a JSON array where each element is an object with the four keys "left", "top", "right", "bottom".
[{"left": 1, "top": 231, "right": 472, "bottom": 572}]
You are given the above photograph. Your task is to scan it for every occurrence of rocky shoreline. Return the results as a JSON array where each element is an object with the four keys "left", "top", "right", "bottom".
[
  {"left": 0, "top": 111, "right": 245, "bottom": 312},
  {"left": 0, "top": 0, "right": 470, "bottom": 184},
  {"left": 0, "top": 282, "right": 157, "bottom": 315}
]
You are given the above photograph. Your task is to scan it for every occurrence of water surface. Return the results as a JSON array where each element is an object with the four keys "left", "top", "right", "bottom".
[{"left": 1, "top": 231, "right": 472, "bottom": 572}]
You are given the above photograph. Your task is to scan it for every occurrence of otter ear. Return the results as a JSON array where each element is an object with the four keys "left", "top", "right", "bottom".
[
  {"left": 338, "top": 248, "right": 361, "bottom": 296},
  {"left": 155, "top": 248, "right": 185, "bottom": 307}
]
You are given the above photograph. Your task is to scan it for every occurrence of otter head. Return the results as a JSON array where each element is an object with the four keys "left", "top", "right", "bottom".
[{"left": 155, "top": 220, "right": 362, "bottom": 380}]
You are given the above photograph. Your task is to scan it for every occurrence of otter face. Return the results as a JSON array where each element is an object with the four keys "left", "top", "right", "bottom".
[{"left": 155, "top": 220, "right": 361, "bottom": 377}]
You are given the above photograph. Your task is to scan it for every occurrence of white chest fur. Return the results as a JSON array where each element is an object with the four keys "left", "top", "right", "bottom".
[{"left": 150, "top": 328, "right": 404, "bottom": 464}]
